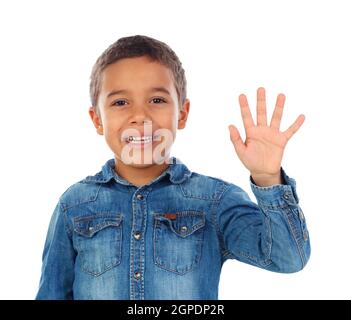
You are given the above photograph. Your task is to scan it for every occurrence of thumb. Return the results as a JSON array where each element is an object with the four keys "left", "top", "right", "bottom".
[{"left": 228, "top": 125, "right": 245, "bottom": 156}]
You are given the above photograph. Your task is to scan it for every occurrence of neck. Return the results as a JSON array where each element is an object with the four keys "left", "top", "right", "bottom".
[{"left": 114, "top": 158, "right": 170, "bottom": 187}]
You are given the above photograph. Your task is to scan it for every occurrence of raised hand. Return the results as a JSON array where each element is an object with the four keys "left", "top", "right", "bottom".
[{"left": 228, "top": 87, "right": 305, "bottom": 186}]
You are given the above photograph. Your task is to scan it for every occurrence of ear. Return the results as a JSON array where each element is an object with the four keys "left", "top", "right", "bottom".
[
  {"left": 178, "top": 99, "right": 190, "bottom": 129},
  {"left": 89, "top": 106, "right": 104, "bottom": 135}
]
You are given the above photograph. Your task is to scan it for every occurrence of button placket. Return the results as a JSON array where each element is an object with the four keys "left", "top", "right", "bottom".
[{"left": 130, "top": 189, "right": 148, "bottom": 299}]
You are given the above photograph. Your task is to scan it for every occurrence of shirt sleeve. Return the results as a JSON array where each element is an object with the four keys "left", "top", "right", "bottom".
[
  {"left": 216, "top": 167, "right": 310, "bottom": 273},
  {"left": 36, "top": 201, "right": 75, "bottom": 299}
]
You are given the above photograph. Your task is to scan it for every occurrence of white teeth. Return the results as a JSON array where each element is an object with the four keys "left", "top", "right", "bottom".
[{"left": 126, "top": 135, "right": 157, "bottom": 143}]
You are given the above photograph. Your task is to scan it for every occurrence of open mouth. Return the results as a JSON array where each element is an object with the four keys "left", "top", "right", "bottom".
[{"left": 123, "top": 134, "right": 161, "bottom": 147}]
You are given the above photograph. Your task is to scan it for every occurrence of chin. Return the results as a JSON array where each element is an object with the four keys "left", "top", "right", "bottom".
[
  {"left": 115, "top": 145, "right": 172, "bottom": 167},
  {"left": 115, "top": 154, "right": 162, "bottom": 167},
  {"left": 128, "top": 162, "right": 157, "bottom": 168}
]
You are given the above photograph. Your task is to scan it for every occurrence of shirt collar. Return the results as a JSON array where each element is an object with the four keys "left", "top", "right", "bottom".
[{"left": 83, "top": 157, "right": 192, "bottom": 186}]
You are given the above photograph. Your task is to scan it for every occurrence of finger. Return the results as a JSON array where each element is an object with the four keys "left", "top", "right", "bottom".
[
  {"left": 270, "top": 93, "right": 286, "bottom": 130},
  {"left": 256, "top": 87, "right": 267, "bottom": 126},
  {"left": 283, "top": 114, "right": 305, "bottom": 140},
  {"left": 228, "top": 125, "right": 246, "bottom": 156},
  {"left": 239, "top": 94, "right": 255, "bottom": 135}
]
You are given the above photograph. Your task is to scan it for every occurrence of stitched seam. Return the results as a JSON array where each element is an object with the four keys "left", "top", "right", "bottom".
[
  {"left": 61, "top": 202, "right": 73, "bottom": 238},
  {"left": 283, "top": 207, "right": 306, "bottom": 268},
  {"left": 62, "top": 184, "right": 102, "bottom": 210},
  {"left": 211, "top": 183, "right": 232, "bottom": 260},
  {"left": 140, "top": 196, "right": 146, "bottom": 300},
  {"left": 73, "top": 213, "right": 123, "bottom": 221},
  {"left": 130, "top": 194, "right": 136, "bottom": 300},
  {"left": 179, "top": 185, "right": 217, "bottom": 201},
  {"left": 154, "top": 211, "right": 205, "bottom": 237}
]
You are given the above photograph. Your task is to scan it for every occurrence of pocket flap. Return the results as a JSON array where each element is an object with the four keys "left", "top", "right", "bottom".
[
  {"left": 74, "top": 214, "right": 123, "bottom": 237},
  {"left": 155, "top": 211, "right": 205, "bottom": 237}
]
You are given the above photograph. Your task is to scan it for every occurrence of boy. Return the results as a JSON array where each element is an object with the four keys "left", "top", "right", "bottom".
[{"left": 36, "top": 35, "right": 310, "bottom": 300}]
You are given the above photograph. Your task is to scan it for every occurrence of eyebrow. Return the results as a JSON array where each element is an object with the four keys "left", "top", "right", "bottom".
[{"left": 107, "top": 87, "right": 171, "bottom": 98}]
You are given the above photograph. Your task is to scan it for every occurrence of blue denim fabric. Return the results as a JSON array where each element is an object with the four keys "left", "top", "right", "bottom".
[{"left": 36, "top": 157, "right": 310, "bottom": 300}]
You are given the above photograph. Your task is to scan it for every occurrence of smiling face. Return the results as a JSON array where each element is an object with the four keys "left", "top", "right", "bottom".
[{"left": 89, "top": 56, "right": 190, "bottom": 169}]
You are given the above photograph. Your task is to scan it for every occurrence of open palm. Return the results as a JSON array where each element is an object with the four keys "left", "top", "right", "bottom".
[{"left": 229, "top": 87, "right": 305, "bottom": 176}]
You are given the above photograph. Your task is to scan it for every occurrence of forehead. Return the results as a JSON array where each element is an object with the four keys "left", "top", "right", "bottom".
[{"left": 101, "top": 56, "right": 175, "bottom": 93}]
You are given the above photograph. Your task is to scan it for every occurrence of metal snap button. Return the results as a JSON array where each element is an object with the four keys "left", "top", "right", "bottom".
[
  {"left": 134, "top": 272, "right": 141, "bottom": 279},
  {"left": 303, "top": 230, "right": 308, "bottom": 241},
  {"left": 88, "top": 227, "right": 94, "bottom": 232},
  {"left": 133, "top": 232, "right": 141, "bottom": 240},
  {"left": 283, "top": 193, "right": 290, "bottom": 200},
  {"left": 136, "top": 194, "right": 144, "bottom": 200},
  {"left": 181, "top": 226, "right": 188, "bottom": 232}
]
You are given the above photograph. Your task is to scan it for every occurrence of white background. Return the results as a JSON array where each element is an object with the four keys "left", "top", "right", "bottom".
[{"left": 0, "top": 0, "right": 350, "bottom": 300}]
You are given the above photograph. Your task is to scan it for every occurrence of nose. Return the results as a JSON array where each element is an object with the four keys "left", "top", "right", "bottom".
[{"left": 129, "top": 105, "right": 151, "bottom": 126}]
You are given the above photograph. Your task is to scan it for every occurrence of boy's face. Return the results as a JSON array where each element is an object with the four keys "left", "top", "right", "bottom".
[{"left": 89, "top": 56, "right": 190, "bottom": 167}]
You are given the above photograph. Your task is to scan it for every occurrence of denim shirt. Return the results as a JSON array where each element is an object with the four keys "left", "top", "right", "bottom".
[{"left": 36, "top": 157, "right": 310, "bottom": 300}]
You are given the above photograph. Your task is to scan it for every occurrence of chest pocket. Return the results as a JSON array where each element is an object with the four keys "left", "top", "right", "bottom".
[
  {"left": 73, "top": 213, "right": 123, "bottom": 276},
  {"left": 153, "top": 211, "right": 205, "bottom": 275}
]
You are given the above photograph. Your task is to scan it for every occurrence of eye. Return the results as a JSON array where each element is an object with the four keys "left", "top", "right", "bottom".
[
  {"left": 112, "top": 100, "right": 128, "bottom": 107},
  {"left": 151, "top": 97, "right": 167, "bottom": 104}
]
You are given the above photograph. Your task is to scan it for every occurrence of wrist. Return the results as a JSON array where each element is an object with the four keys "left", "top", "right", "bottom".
[{"left": 251, "top": 170, "right": 282, "bottom": 187}]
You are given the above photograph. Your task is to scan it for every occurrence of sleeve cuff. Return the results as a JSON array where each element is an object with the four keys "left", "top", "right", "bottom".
[{"left": 250, "top": 167, "right": 299, "bottom": 207}]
